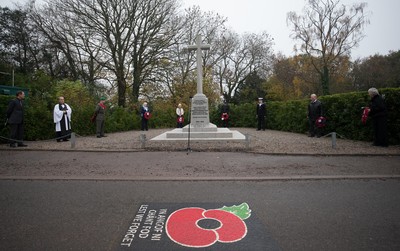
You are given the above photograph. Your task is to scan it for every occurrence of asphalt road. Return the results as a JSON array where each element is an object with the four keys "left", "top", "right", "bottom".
[
  {"left": 1, "top": 151, "right": 399, "bottom": 250},
  {"left": 1, "top": 151, "right": 400, "bottom": 180},
  {"left": 1, "top": 179, "right": 400, "bottom": 251}
]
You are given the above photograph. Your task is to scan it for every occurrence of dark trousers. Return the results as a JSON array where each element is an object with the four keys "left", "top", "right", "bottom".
[
  {"left": 56, "top": 131, "right": 71, "bottom": 141},
  {"left": 308, "top": 118, "right": 321, "bottom": 137},
  {"left": 141, "top": 118, "right": 148, "bottom": 131},
  {"left": 257, "top": 116, "right": 265, "bottom": 130},
  {"left": 9, "top": 123, "right": 24, "bottom": 145},
  {"left": 96, "top": 119, "right": 105, "bottom": 136},
  {"left": 373, "top": 116, "right": 388, "bottom": 146},
  {"left": 56, "top": 117, "right": 70, "bottom": 141}
]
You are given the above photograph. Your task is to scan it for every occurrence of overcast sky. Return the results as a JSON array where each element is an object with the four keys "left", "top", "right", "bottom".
[
  {"left": 182, "top": 0, "right": 400, "bottom": 59},
  {"left": 1, "top": 0, "right": 399, "bottom": 59}
]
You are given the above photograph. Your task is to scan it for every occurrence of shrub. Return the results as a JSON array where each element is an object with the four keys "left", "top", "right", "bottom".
[
  {"left": 210, "top": 88, "right": 399, "bottom": 144},
  {"left": 2, "top": 86, "right": 399, "bottom": 145}
]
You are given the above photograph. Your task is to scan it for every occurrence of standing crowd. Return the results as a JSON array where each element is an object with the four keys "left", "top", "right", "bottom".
[{"left": 5, "top": 87, "right": 389, "bottom": 147}]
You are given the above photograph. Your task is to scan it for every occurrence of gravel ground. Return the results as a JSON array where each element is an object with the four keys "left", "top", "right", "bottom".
[{"left": 1, "top": 128, "right": 399, "bottom": 155}]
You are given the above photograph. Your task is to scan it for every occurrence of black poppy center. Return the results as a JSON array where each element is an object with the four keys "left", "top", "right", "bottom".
[{"left": 197, "top": 218, "right": 221, "bottom": 230}]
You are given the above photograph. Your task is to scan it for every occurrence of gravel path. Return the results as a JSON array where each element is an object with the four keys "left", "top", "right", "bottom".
[{"left": 1, "top": 128, "right": 399, "bottom": 155}]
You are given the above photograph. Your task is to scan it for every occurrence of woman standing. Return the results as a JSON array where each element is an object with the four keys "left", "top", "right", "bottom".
[
  {"left": 176, "top": 103, "right": 184, "bottom": 128},
  {"left": 368, "top": 88, "right": 388, "bottom": 147}
]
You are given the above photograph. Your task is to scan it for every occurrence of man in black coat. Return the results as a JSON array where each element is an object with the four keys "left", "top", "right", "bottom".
[
  {"left": 220, "top": 100, "right": 230, "bottom": 127},
  {"left": 308, "top": 94, "right": 323, "bottom": 137},
  {"left": 6, "top": 91, "right": 27, "bottom": 147},
  {"left": 256, "top": 98, "right": 266, "bottom": 131},
  {"left": 368, "top": 88, "right": 388, "bottom": 147}
]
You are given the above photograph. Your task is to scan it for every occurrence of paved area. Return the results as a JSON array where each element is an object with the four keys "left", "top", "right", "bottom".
[
  {"left": 1, "top": 128, "right": 399, "bottom": 155},
  {"left": 1, "top": 151, "right": 400, "bottom": 180}
]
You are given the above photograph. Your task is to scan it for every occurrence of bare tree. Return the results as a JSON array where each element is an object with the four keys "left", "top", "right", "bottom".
[
  {"left": 287, "top": 0, "right": 370, "bottom": 95},
  {"left": 156, "top": 6, "right": 227, "bottom": 102},
  {"left": 32, "top": 0, "right": 180, "bottom": 107},
  {"left": 31, "top": 0, "right": 107, "bottom": 88},
  {"left": 0, "top": 6, "right": 41, "bottom": 74},
  {"left": 214, "top": 31, "right": 274, "bottom": 102}
]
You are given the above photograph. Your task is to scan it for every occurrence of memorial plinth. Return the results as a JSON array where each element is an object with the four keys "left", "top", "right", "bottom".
[{"left": 183, "top": 93, "right": 216, "bottom": 132}]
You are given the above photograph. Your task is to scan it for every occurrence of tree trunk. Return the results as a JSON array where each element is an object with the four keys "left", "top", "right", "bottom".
[
  {"left": 321, "top": 65, "right": 330, "bottom": 95},
  {"left": 117, "top": 78, "right": 126, "bottom": 107},
  {"left": 132, "top": 64, "right": 142, "bottom": 102}
]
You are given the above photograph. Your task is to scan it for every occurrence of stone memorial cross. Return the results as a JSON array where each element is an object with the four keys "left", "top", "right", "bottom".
[{"left": 186, "top": 35, "right": 210, "bottom": 94}]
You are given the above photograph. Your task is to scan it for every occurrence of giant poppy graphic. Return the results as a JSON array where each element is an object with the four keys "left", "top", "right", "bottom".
[{"left": 166, "top": 203, "right": 251, "bottom": 248}]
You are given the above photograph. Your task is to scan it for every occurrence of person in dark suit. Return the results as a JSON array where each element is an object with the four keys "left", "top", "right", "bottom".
[
  {"left": 368, "top": 88, "right": 388, "bottom": 147},
  {"left": 307, "top": 94, "right": 323, "bottom": 137},
  {"left": 220, "top": 100, "right": 230, "bottom": 127},
  {"left": 6, "top": 91, "right": 27, "bottom": 147},
  {"left": 256, "top": 97, "right": 266, "bottom": 131},
  {"left": 140, "top": 102, "right": 150, "bottom": 131},
  {"left": 94, "top": 96, "right": 107, "bottom": 138}
]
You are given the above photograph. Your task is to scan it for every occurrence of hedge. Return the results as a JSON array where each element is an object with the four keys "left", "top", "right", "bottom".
[
  {"left": 210, "top": 88, "right": 400, "bottom": 145},
  {"left": 1, "top": 87, "right": 399, "bottom": 145}
]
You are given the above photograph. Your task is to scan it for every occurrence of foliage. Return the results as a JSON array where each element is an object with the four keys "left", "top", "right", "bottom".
[
  {"left": 210, "top": 103, "right": 257, "bottom": 128},
  {"left": 265, "top": 88, "right": 400, "bottom": 144},
  {"left": 267, "top": 54, "right": 355, "bottom": 101},
  {"left": 0, "top": 6, "right": 39, "bottom": 74},
  {"left": 266, "top": 99, "right": 309, "bottom": 133},
  {"left": 287, "top": 0, "right": 370, "bottom": 95},
  {"left": 0, "top": 95, "right": 13, "bottom": 140},
  {"left": 213, "top": 88, "right": 400, "bottom": 145},
  {"left": 220, "top": 203, "right": 251, "bottom": 220},
  {"left": 213, "top": 31, "right": 274, "bottom": 102},
  {"left": 351, "top": 51, "right": 400, "bottom": 91},
  {"left": 231, "top": 71, "right": 266, "bottom": 104},
  {"left": 106, "top": 106, "right": 138, "bottom": 133}
]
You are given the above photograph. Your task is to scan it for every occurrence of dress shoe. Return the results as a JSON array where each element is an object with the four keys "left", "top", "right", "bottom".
[
  {"left": 97, "top": 135, "right": 101, "bottom": 138},
  {"left": 18, "top": 144, "right": 28, "bottom": 147}
]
